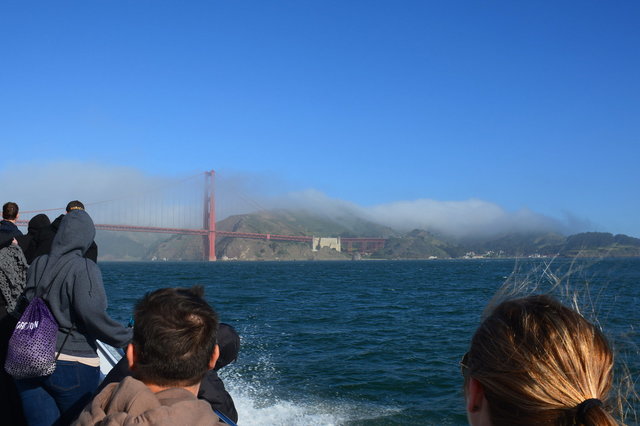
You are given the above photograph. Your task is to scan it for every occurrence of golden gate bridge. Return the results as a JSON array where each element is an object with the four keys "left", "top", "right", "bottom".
[{"left": 16, "top": 170, "right": 386, "bottom": 261}]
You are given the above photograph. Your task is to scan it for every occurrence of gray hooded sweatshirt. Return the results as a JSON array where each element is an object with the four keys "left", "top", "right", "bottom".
[{"left": 24, "top": 210, "right": 132, "bottom": 357}]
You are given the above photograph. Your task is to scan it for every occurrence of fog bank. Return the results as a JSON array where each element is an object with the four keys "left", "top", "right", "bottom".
[{"left": 3, "top": 162, "right": 590, "bottom": 238}]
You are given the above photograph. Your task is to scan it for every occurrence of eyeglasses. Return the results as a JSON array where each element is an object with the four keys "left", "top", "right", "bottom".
[{"left": 460, "top": 351, "right": 469, "bottom": 377}]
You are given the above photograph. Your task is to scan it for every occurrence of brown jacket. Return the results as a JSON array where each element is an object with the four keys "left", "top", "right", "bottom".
[{"left": 73, "top": 376, "right": 222, "bottom": 425}]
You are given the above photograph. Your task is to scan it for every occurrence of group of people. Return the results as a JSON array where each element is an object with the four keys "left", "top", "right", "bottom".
[
  {"left": 0, "top": 201, "right": 239, "bottom": 425},
  {"left": 0, "top": 200, "right": 629, "bottom": 425}
]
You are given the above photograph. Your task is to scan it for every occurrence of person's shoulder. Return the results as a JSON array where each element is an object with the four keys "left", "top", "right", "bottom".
[
  {"left": 0, "top": 234, "right": 14, "bottom": 250},
  {"left": 30, "top": 253, "right": 49, "bottom": 268},
  {"left": 73, "top": 377, "right": 155, "bottom": 426},
  {"left": 163, "top": 395, "right": 222, "bottom": 425},
  {"left": 50, "top": 215, "right": 64, "bottom": 231},
  {"left": 70, "top": 257, "right": 102, "bottom": 284},
  {"left": 61, "top": 254, "right": 100, "bottom": 282},
  {"left": 0, "top": 244, "right": 26, "bottom": 258},
  {"left": 73, "top": 255, "right": 99, "bottom": 271},
  {"left": 97, "top": 376, "right": 155, "bottom": 406},
  {"left": 1, "top": 222, "right": 23, "bottom": 237}
]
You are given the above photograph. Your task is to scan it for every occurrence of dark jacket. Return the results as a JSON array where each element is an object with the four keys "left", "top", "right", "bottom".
[
  {"left": 24, "top": 210, "right": 131, "bottom": 357},
  {"left": 198, "top": 371, "right": 237, "bottom": 423},
  {"left": 0, "top": 220, "right": 22, "bottom": 238},
  {"left": 51, "top": 214, "right": 98, "bottom": 263}
]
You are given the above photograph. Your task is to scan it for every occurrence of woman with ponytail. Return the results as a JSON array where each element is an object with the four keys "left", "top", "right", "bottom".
[{"left": 462, "top": 294, "right": 620, "bottom": 425}]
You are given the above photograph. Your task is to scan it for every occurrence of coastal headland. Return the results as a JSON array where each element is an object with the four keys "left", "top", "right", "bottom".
[{"left": 95, "top": 210, "right": 640, "bottom": 261}]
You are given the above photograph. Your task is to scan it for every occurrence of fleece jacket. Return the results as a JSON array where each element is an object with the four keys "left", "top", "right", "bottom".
[{"left": 24, "top": 210, "right": 132, "bottom": 357}]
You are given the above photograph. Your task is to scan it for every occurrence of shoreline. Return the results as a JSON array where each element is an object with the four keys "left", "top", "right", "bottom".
[{"left": 98, "top": 255, "right": 640, "bottom": 263}]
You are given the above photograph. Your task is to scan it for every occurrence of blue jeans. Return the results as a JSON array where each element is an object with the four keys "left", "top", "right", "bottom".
[{"left": 16, "top": 361, "right": 99, "bottom": 426}]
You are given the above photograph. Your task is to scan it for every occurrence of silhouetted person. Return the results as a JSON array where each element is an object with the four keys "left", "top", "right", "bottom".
[{"left": 15, "top": 214, "right": 56, "bottom": 264}]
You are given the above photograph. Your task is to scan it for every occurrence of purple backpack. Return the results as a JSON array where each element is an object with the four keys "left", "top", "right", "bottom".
[{"left": 5, "top": 297, "right": 60, "bottom": 379}]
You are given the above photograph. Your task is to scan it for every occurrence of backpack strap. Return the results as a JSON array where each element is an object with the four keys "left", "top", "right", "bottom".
[
  {"left": 35, "top": 256, "right": 79, "bottom": 355},
  {"left": 54, "top": 327, "right": 75, "bottom": 361}
]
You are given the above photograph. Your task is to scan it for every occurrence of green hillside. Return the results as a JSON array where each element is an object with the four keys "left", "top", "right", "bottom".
[{"left": 94, "top": 211, "right": 640, "bottom": 261}]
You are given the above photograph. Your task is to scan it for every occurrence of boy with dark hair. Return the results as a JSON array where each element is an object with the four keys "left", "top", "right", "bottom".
[
  {"left": 2, "top": 202, "right": 19, "bottom": 221},
  {"left": 74, "top": 286, "right": 224, "bottom": 425},
  {"left": 0, "top": 202, "right": 22, "bottom": 237},
  {"left": 129, "top": 286, "right": 220, "bottom": 389}
]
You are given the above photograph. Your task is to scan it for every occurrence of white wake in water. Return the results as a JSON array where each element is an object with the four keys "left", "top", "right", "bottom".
[{"left": 221, "top": 368, "right": 399, "bottom": 426}]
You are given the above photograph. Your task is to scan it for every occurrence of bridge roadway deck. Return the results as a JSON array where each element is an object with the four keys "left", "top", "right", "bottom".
[{"left": 16, "top": 221, "right": 386, "bottom": 249}]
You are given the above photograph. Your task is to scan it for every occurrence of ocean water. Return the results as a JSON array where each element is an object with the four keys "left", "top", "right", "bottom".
[{"left": 101, "top": 258, "right": 640, "bottom": 425}]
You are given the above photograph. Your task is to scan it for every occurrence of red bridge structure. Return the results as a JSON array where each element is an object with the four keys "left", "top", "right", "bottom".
[{"left": 16, "top": 170, "right": 386, "bottom": 261}]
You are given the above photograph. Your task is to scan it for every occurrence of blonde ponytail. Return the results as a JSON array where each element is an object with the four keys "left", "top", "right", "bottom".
[{"left": 465, "top": 295, "right": 620, "bottom": 425}]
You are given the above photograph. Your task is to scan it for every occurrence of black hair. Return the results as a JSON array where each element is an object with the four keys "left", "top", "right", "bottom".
[{"left": 132, "top": 286, "right": 219, "bottom": 387}]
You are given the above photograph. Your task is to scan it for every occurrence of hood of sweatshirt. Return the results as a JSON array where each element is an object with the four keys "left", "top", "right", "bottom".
[
  {"left": 50, "top": 210, "right": 95, "bottom": 257},
  {"left": 29, "top": 210, "right": 96, "bottom": 296}
]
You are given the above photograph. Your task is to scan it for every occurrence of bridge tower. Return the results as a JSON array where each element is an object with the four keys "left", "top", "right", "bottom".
[{"left": 203, "top": 170, "right": 216, "bottom": 261}]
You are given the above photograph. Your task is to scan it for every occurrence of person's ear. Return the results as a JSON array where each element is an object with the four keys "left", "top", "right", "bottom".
[
  {"left": 126, "top": 343, "right": 136, "bottom": 370},
  {"left": 466, "top": 377, "right": 485, "bottom": 413},
  {"left": 208, "top": 344, "right": 220, "bottom": 370},
  {"left": 466, "top": 377, "right": 489, "bottom": 425}
]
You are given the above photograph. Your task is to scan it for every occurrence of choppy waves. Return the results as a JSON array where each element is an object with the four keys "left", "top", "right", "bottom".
[{"left": 103, "top": 258, "right": 640, "bottom": 425}]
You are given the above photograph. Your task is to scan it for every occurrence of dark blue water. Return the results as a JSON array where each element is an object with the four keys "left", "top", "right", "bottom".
[{"left": 101, "top": 259, "right": 640, "bottom": 425}]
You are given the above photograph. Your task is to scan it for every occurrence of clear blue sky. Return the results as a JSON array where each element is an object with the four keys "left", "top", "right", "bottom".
[{"left": 1, "top": 1, "right": 638, "bottom": 236}]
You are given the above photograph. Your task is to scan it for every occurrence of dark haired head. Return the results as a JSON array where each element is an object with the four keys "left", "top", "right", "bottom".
[
  {"left": 65, "top": 200, "right": 85, "bottom": 212},
  {"left": 2, "top": 202, "right": 19, "bottom": 220},
  {"left": 131, "top": 286, "right": 219, "bottom": 387}
]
